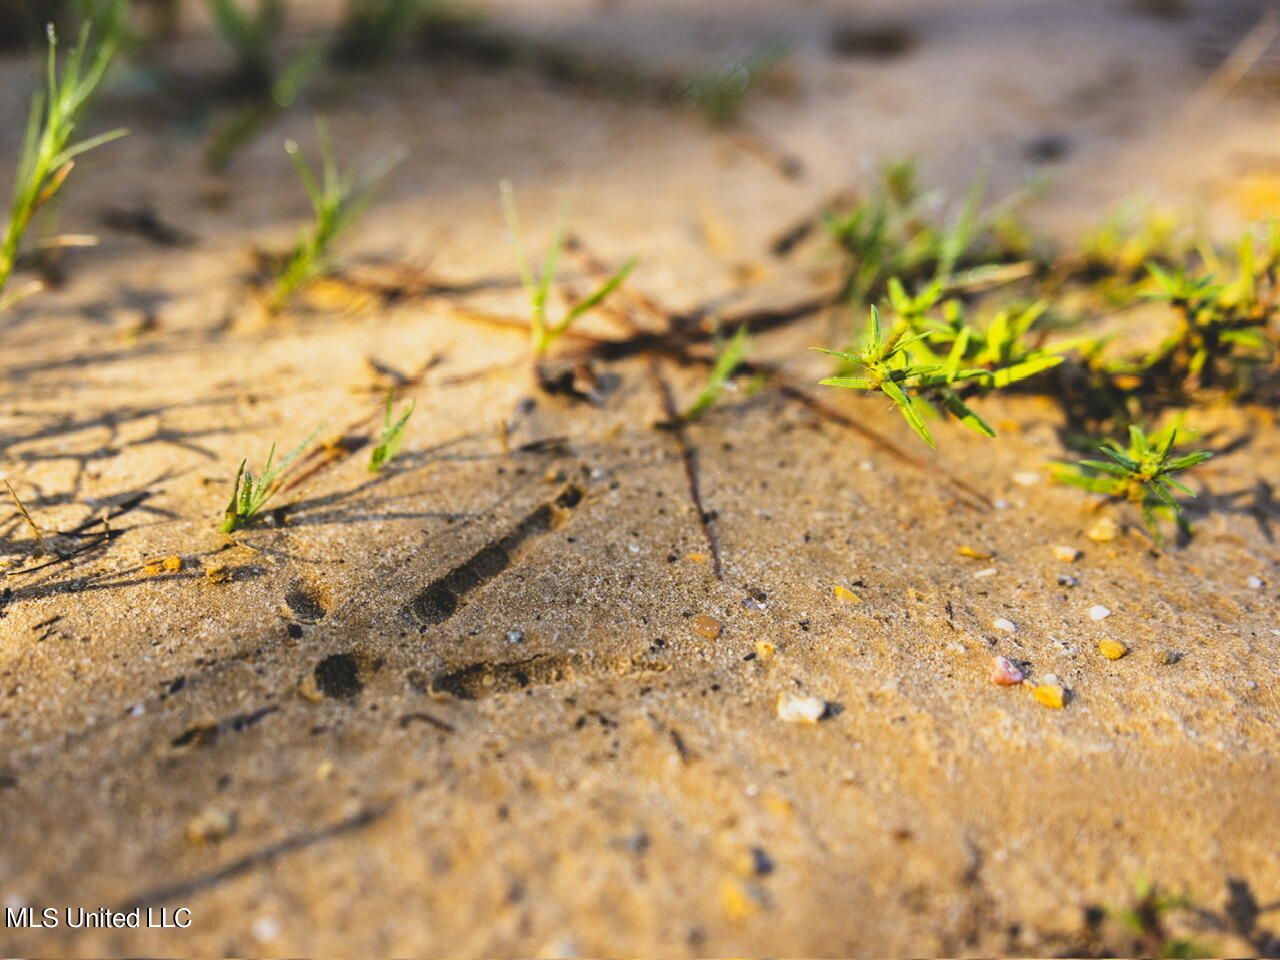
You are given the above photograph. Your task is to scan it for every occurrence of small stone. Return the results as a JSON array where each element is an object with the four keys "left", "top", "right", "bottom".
[
  {"left": 694, "top": 615, "right": 723, "bottom": 639},
  {"left": 1089, "top": 605, "right": 1112, "bottom": 621},
  {"left": 832, "top": 585, "right": 862, "bottom": 603},
  {"left": 1013, "top": 471, "right": 1040, "bottom": 487},
  {"left": 687, "top": 552, "right": 709, "bottom": 564},
  {"left": 205, "top": 563, "right": 231, "bottom": 584},
  {"left": 1032, "top": 684, "right": 1066, "bottom": 709},
  {"left": 505, "top": 629, "right": 525, "bottom": 644},
  {"left": 1057, "top": 573, "right": 1080, "bottom": 587},
  {"left": 741, "top": 597, "right": 767, "bottom": 611},
  {"left": 1086, "top": 516, "right": 1119, "bottom": 542},
  {"left": 993, "top": 617, "right": 1017, "bottom": 633},
  {"left": 989, "top": 655, "right": 1025, "bottom": 686},
  {"left": 1159, "top": 649, "right": 1182, "bottom": 665},
  {"left": 186, "top": 807, "right": 235, "bottom": 846},
  {"left": 1247, "top": 575, "right": 1263, "bottom": 589},
  {"left": 973, "top": 567, "right": 997, "bottom": 579},
  {"left": 754, "top": 640, "right": 777, "bottom": 661},
  {"left": 1098, "top": 639, "right": 1128, "bottom": 660},
  {"left": 162, "top": 555, "right": 182, "bottom": 572},
  {"left": 315, "top": 759, "right": 335, "bottom": 780},
  {"left": 958, "top": 545, "right": 991, "bottom": 560},
  {"left": 1052, "top": 545, "right": 1081, "bottom": 563},
  {"left": 775, "top": 691, "right": 827, "bottom": 724}
]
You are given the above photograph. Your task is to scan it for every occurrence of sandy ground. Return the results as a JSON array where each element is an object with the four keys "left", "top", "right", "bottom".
[{"left": 1, "top": 0, "right": 1280, "bottom": 955}]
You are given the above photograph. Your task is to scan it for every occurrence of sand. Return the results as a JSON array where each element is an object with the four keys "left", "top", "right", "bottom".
[{"left": 1, "top": 0, "right": 1279, "bottom": 955}]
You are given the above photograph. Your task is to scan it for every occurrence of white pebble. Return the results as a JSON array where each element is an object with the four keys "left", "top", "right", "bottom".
[
  {"left": 1052, "top": 545, "right": 1082, "bottom": 563},
  {"left": 776, "top": 691, "right": 827, "bottom": 724},
  {"left": 973, "top": 567, "right": 997, "bottom": 579},
  {"left": 993, "top": 617, "right": 1017, "bottom": 633},
  {"left": 1247, "top": 576, "right": 1263, "bottom": 589},
  {"left": 1013, "top": 471, "right": 1040, "bottom": 487},
  {"left": 1089, "top": 605, "right": 1112, "bottom": 621}
]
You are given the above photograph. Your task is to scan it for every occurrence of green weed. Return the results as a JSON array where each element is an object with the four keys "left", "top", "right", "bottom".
[
  {"left": 499, "top": 178, "right": 637, "bottom": 371},
  {"left": 0, "top": 11, "right": 125, "bottom": 308},
  {"left": 1053, "top": 423, "right": 1211, "bottom": 544},
  {"left": 684, "top": 322, "right": 752, "bottom": 421},
  {"left": 220, "top": 427, "right": 319, "bottom": 532},
  {"left": 1106, "top": 876, "right": 1212, "bottom": 959},
  {"left": 268, "top": 119, "right": 404, "bottom": 313},
  {"left": 815, "top": 304, "right": 1001, "bottom": 448},
  {"left": 368, "top": 388, "right": 414, "bottom": 471}
]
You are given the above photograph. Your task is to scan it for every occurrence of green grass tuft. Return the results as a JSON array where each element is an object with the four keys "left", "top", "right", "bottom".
[
  {"left": 368, "top": 388, "right": 414, "bottom": 471},
  {"left": 268, "top": 119, "right": 405, "bottom": 313},
  {"left": 0, "top": 8, "right": 126, "bottom": 308}
]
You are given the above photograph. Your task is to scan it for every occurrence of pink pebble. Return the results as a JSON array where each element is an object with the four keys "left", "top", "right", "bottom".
[{"left": 990, "top": 655, "right": 1026, "bottom": 686}]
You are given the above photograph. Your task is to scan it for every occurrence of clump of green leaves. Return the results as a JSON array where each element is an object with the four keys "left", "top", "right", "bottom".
[
  {"left": 268, "top": 120, "right": 404, "bottom": 313},
  {"left": 368, "top": 388, "right": 414, "bottom": 471},
  {"left": 220, "top": 428, "right": 319, "bottom": 533},
  {"left": 815, "top": 304, "right": 999, "bottom": 448},
  {"left": 499, "top": 178, "right": 637, "bottom": 369},
  {"left": 684, "top": 322, "right": 752, "bottom": 421},
  {"left": 1138, "top": 235, "right": 1275, "bottom": 392},
  {"left": 889, "top": 280, "right": 1068, "bottom": 389},
  {"left": 1, "top": 11, "right": 126, "bottom": 309},
  {"left": 1053, "top": 424, "right": 1211, "bottom": 544},
  {"left": 824, "top": 161, "right": 1027, "bottom": 311}
]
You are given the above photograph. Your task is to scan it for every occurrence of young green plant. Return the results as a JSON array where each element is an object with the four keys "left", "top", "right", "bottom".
[
  {"left": 1, "top": 12, "right": 126, "bottom": 308},
  {"left": 269, "top": 120, "right": 405, "bottom": 313},
  {"left": 368, "top": 388, "right": 414, "bottom": 471},
  {"left": 221, "top": 427, "right": 320, "bottom": 532},
  {"left": 684, "top": 322, "right": 752, "bottom": 421},
  {"left": 1053, "top": 424, "right": 1212, "bottom": 545},
  {"left": 815, "top": 304, "right": 996, "bottom": 448},
  {"left": 499, "top": 178, "right": 637, "bottom": 377}
]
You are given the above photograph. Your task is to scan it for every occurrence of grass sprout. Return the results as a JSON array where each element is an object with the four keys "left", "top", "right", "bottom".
[
  {"left": 268, "top": 119, "right": 405, "bottom": 313},
  {"left": 368, "top": 388, "right": 414, "bottom": 471},
  {"left": 499, "top": 178, "right": 637, "bottom": 367},
  {"left": 684, "top": 41, "right": 789, "bottom": 126},
  {"left": 0, "top": 12, "right": 126, "bottom": 305},
  {"left": 684, "top": 322, "right": 751, "bottom": 421},
  {"left": 1053, "top": 424, "right": 1212, "bottom": 544},
  {"left": 221, "top": 427, "right": 320, "bottom": 533}
]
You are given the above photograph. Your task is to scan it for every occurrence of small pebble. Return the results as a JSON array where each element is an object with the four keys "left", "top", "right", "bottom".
[
  {"left": 1247, "top": 575, "right": 1263, "bottom": 589},
  {"left": 687, "top": 552, "right": 709, "bottom": 564},
  {"left": 205, "top": 563, "right": 231, "bottom": 584},
  {"left": 958, "top": 545, "right": 991, "bottom": 560},
  {"left": 186, "top": 807, "right": 235, "bottom": 846},
  {"left": 1052, "top": 545, "right": 1081, "bottom": 563},
  {"left": 694, "top": 615, "right": 723, "bottom": 639},
  {"left": 1160, "top": 649, "right": 1182, "bottom": 665},
  {"left": 989, "top": 655, "right": 1025, "bottom": 686},
  {"left": 505, "top": 629, "right": 525, "bottom": 644},
  {"left": 1089, "top": 605, "right": 1112, "bottom": 621},
  {"left": 776, "top": 691, "right": 827, "bottom": 724},
  {"left": 1057, "top": 573, "right": 1080, "bottom": 587},
  {"left": 1033, "top": 684, "right": 1066, "bottom": 709},
  {"left": 832, "top": 585, "right": 862, "bottom": 603},
  {"left": 993, "top": 617, "right": 1017, "bottom": 633},
  {"left": 1086, "top": 516, "right": 1119, "bottom": 542},
  {"left": 754, "top": 640, "right": 777, "bottom": 661},
  {"left": 741, "top": 597, "right": 767, "bottom": 611},
  {"left": 1098, "top": 639, "right": 1128, "bottom": 660},
  {"left": 973, "top": 567, "right": 997, "bottom": 579},
  {"left": 993, "top": 498, "right": 1010, "bottom": 510},
  {"left": 1013, "top": 471, "right": 1040, "bottom": 487}
]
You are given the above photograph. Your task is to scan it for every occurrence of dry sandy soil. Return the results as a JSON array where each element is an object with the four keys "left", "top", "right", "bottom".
[{"left": 1, "top": 0, "right": 1279, "bottom": 956}]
